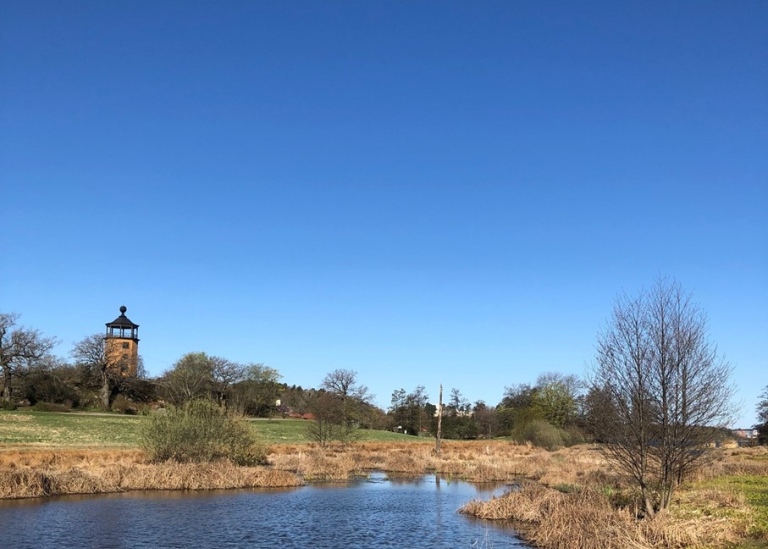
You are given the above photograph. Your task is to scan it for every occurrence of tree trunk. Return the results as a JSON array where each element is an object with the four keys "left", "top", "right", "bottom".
[
  {"left": 2, "top": 367, "right": 12, "bottom": 403},
  {"left": 659, "top": 481, "right": 674, "bottom": 511},
  {"left": 639, "top": 480, "right": 656, "bottom": 518},
  {"left": 100, "top": 371, "right": 111, "bottom": 410}
]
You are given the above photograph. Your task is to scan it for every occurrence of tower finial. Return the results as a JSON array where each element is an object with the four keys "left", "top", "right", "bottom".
[{"left": 119, "top": 305, "right": 127, "bottom": 315}]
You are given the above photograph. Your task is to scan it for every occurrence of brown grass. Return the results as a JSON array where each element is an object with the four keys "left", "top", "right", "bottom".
[
  {"left": 266, "top": 440, "right": 602, "bottom": 483},
  {"left": 0, "top": 440, "right": 583, "bottom": 497},
  {"left": 458, "top": 446, "right": 768, "bottom": 549},
  {"left": 0, "top": 449, "right": 302, "bottom": 499},
  {"left": 461, "top": 482, "right": 746, "bottom": 549}
]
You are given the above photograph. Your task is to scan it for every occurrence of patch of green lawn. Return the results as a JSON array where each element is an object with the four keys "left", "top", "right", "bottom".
[
  {"left": 0, "top": 411, "right": 427, "bottom": 448},
  {"left": 249, "top": 418, "right": 429, "bottom": 444},
  {"left": 697, "top": 473, "right": 768, "bottom": 547},
  {"left": 0, "top": 411, "right": 143, "bottom": 447}
]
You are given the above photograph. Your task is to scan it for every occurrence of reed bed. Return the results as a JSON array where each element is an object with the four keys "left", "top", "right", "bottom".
[
  {"left": 0, "top": 449, "right": 302, "bottom": 499},
  {"left": 1, "top": 440, "right": 576, "bottom": 498},
  {"left": 266, "top": 440, "right": 575, "bottom": 483}
]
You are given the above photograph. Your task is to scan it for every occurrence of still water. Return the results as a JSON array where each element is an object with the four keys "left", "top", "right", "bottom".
[{"left": 0, "top": 473, "right": 528, "bottom": 549}]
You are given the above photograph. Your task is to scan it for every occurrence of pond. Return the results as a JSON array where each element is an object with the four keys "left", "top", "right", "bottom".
[{"left": 0, "top": 473, "right": 529, "bottom": 548}]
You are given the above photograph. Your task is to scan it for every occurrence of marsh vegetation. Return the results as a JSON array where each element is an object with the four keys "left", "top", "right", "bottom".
[{"left": 1, "top": 410, "right": 767, "bottom": 549}]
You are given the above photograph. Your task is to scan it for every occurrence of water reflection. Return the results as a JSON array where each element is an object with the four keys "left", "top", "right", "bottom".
[{"left": 0, "top": 474, "right": 527, "bottom": 549}]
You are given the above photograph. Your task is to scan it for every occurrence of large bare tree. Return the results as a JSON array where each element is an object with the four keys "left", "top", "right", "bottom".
[
  {"left": 159, "top": 352, "right": 245, "bottom": 406},
  {"left": 592, "top": 277, "right": 736, "bottom": 516},
  {"left": 0, "top": 313, "right": 57, "bottom": 403},
  {"left": 71, "top": 333, "right": 149, "bottom": 409},
  {"left": 321, "top": 368, "right": 370, "bottom": 424},
  {"left": 72, "top": 333, "right": 119, "bottom": 409},
  {"left": 314, "top": 369, "right": 371, "bottom": 443}
]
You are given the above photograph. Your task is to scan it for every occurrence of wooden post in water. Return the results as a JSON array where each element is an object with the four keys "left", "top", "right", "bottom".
[{"left": 435, "top": 384, "right": 443, "bottom": 456}]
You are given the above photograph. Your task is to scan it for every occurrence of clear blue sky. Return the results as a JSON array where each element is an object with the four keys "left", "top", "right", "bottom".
[{"left": 2, "top": 1, "right": 766, "bottom": 427}]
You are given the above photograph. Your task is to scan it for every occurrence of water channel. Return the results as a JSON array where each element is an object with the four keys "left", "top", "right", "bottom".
[{"left": 0, "top": 473, "right": 529, "bottom": 549}]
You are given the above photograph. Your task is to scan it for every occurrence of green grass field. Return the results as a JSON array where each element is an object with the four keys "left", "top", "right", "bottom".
[
  {"left": 0, "top": 410, "right": 421, "bottom": 448},
  {"left": 707, "top": 474, "right": 768, "bottom": 542}
]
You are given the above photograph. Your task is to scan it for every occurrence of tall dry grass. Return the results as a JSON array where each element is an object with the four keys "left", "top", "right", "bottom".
[
  {"left": 266, "top": 440, "right": 604, "bottom": 483},
  {"left": 1, "top": 440, "right": 571, "bottom": 498},
  {"left": 458, "top": 446, "right": 768, "bottom": 549},
  {"left": 0, "top": 449, "right": 301, "bottom": 499},
  {"left": 461, "top": 482, "right": 746, "bottom": 549}
]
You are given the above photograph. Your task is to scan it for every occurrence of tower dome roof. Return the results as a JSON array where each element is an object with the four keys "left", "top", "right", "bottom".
[{"left": 106, "top": 305, "right": 139, "bottom": 329}]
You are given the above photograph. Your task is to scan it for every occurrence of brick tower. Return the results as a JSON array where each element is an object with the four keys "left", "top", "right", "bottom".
[{"left": 104, "top": 305, "right": 140, "bottom": 377}]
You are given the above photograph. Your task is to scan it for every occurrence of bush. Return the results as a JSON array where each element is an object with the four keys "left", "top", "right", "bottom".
[
  {"left": 514, "top": 419, "right": 565, "bottom": 451},
  {"left": 31, "top": 402, "right": 71, "bottom": 413},
  {"left": 562, "top": 425, "right": 587, "bottom": 446},
  {"left": 141, "top": 399, "right": 267, "bottom": 466},
  {"left": 112, "top": 395, "right": 138, "bottom": 415}
]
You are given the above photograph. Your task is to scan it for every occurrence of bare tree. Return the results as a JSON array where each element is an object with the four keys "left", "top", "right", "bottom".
[
  {"left": 321, "top": 368, "right": 370, "bottom": 425},
  {"left": 160, "top": 352, "right": 214, "bottom": 405},
  {"left": 321, "top": 368, "right": 370, "bottom": 401},
  {"left": 473, "top": 400, "right": 499, "bottom": 438},
  {"left": 592, "top": 277, "right": 736, "bottom": 516},
  {"left": 315, "top": 369, "right": 371, "bottom": 443},
  {"left": 72, "top": 333, "right": 129, "bottom": 410},
  {"left": 307, "top": 390, "right": 343, "bottom": 447},
  {"left": 210, "top": 356, "right": 244, "bottom": 407},
  {"left": 159, "top": 352, "right": 248, "bottom": 407},
  {"left": 1, "top": 313, "right": 57, "bottom": 403}
]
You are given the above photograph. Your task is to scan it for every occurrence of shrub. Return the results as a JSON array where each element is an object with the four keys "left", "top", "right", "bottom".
[
  {"left": 141, "top": 399, "right": 267, "bottom": 466},
  {"left": 514, "top": 419, "right": 565, "bottom": 451},
  {"left": 562, "top": 425, "right": 587, "bottom": 446},
  {"left": 112, "top": 395, "right": 138, "bottom": 415},
  {"left": 31, "top": 402, "right": 71, "bottom": 413}
]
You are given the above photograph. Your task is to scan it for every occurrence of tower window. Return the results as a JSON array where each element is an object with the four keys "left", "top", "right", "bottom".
[{"left": 122, "top": 342, "right": 130, "bottom": 349}]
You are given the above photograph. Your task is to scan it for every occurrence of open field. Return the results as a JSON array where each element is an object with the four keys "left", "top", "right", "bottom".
[{"left": 2, "top": 411, "right": 767, "bottom": 548}]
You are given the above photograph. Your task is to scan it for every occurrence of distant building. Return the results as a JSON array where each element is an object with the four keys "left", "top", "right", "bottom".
[
  {"left": 730, "top": 428, "right": 760, "bottom": 447},
  {"left": 104, "top": 306, "right": 140, "bottom": 377}
]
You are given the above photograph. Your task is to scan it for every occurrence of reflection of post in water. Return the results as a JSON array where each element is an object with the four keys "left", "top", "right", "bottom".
[{"left": 435, "top": 474, "right": 443, "bottom": 531}]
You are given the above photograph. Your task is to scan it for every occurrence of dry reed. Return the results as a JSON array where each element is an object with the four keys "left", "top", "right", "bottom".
[
  {"left": 458, "top": 445, "right": 765, "bottom": 549},
  {"left": 266, "top": 440, "right": 581, "bottom": 483},
  {"left": 0, "top": 449, "right": 302, "bottom": 499}
]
